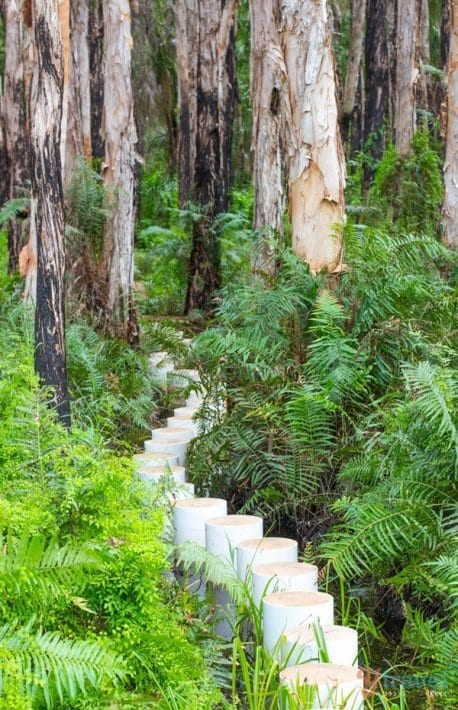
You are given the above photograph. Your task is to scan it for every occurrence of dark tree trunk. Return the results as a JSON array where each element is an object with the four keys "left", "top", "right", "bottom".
[
  {"left": 32, "top": 0, "right": 71, "bottom": 426},
  {"left": 184, "top": 0, "right": 238, "bottom": 314},
  {"left": 442, "top": 0, "right": 451, "bottom": 69},
  {"left": 363, "top": 0, "right": 391, "bottom": 183},
  {"left": 89, "top": 0, "right": 104, "bottom": 159}
]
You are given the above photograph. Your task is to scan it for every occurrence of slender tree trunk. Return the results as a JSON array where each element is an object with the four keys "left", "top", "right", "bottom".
[
  {"left": 176, "top": 0, "right": 198, "bottom": 208},
  {"left": 22, "top": 0, "right": 37, "bottom": 302},
  {"left": 416, "top": 0, "right": 430, "bottom": 111},
  {"left": 31, "top": 0, "right": 71, "bottom": 425},
  {"left": 394, "top": 0, "right": 418, "bottom": 154},
  {"left": 184, "top": 0, "right": 238, "bottom": 313},
  {"left": 65, "top": 0, "right": 91, "bottom": 185},
  {"left": 443, "top": 0, "right": 458, "bottom": 248},
  {"left": 99, "top": 0, "right": 138, "bottom": 343},
  {"left": 2, "top": 0, "right": 30, "bottom": 272},
  {"left": 281, "top": 0, "right": 346, "bottom": 273},
  {"left": 341, "top": 0, "right": 366, "bottom": 149},
  {"left": 250, "top": 0, "right": 285, "bottom": 274},
  {"left": 442, "top": 0, "right": 451, "bottom": 69},
  {"left": 364, "top": 0, "right": 391, "bottom": 179},
  {"left": 89, "top": 0, "right": 105, "bottom": 160}
]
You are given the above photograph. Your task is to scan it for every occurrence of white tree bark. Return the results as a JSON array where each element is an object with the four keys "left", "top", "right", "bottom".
[
  {"left": 281, "top": 0, "right": 346, "bottom": 272},
  {"left": 443, "top": 0, "right": 458, "bottom": 248},
  {"left": 100, "top": 0, "right": 138, "bottom": 342},
  {"left": 65, "top": 0, "right": 92, "bottom": 184},
  {"left": 250, "top": 0, "right": 286, "bottom": 273},
  {"left": 394, "top": 0, "right": 418, "bottom": 154}
]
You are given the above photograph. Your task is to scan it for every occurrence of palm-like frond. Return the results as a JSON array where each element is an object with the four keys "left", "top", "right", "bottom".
[{"left": 0, "top": 623, "right": 125, "bottom": 708}]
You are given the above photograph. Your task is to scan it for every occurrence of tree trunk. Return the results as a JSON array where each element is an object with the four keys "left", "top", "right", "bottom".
[
  {"left": 65, "top": 0, "right": 91, "bottom": 185},
  {"left": 184, "top": 0, "right": 238, "bottom": 313},
  {"left": 250, "top": 0, "right": 285, "bottom": 274},
  {"left": 416, "top": 0, "right": 430, "bottom": 112},
  {"left": 341, "top": 0, "right": 366, "bottom": 149},
  {"left": 443, "top": 0, "right": 458, "bottom": 248},
  {"left": 442, "top": 0, "right": 451, "bottom": 69},
  {"left": 99, "top": 0, "right": 138, "bottom": 343},
  {"left": 364, "top": 0, "right": 391, "bottom": 175},
  {"left": 89, "top": 0, "right": 105, "bottom": 160},
  {"left": 176, "top": 0, "right": 198, "bottom": 208},
  {"left": 394, "top": 0, "right": 418, "bottom": 154},
  {"left": 2, "top": 0, "right": 30, "bottom": 272},
  {"left": 281, "top": 0, "right": 346, "bottom": 273},
  {"left": 31, "top": 0, "right": 71, "bottom": 425}
]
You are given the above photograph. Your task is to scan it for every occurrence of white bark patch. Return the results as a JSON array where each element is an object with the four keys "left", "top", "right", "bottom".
[
  {"left": 281, "top": 0, "right": 345, "bottom": 272},
  {"left": 443, "top": 1, "right": 458, "bottom": 248}
]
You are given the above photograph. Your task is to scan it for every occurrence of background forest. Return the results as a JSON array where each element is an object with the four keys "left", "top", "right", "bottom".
[{"left": 0, "top": 0, "right": 457, "bottom": 708}]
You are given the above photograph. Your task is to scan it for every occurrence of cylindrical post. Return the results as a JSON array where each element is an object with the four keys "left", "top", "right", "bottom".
[
  {"left": 174, "top": 405, "right": 200, "bottom": 417},
  {"left": 174, "top": 498, "right": 228, "bottom": 546},
  {"left": 279, "top": 662, "right": 364, "bottom": 709},
  {"left": 136, "top": 464, "right": 186, "bottom": 485},
  {"left": 252, "top": 561, "right": 318, "bottom": 606},
  {"left": 144, "top": 439, "right": 188, "bottom": 466},
  {"left": 151, "top": 427, "right": 195, "bottom": 443},
  {"left": 283, "top": 624, "right": 359, "bottom": 667},
  {"left": 133, "top": 452, "right": 179, "bottom": 468},
  {"left": 262, "top": 591, "right": 334, "bottom": 656},
  {"left": 205, "top": 516, "right": 264, "bottom": 567},
  {"left": 167, "top": 416, "right": 200, "bottom": 435},
  {"left": 236, "top": 538, "right": 298, "bottom": 583}
]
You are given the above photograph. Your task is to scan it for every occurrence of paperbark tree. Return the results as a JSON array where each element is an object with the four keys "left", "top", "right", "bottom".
[
  {"left": 31, "top": 0, "right": 71, "bottom": 425},
  {"left": 182, "top": 0, "right": 239, "bottom": 313},
  {"left": 65, "top": 0, "right": 91, "bottom": 184},
  {"left": 250, "top": 0, "right": 285, "bottom": 274},
  {"left": 443, "top": 0, "right": 458, "bottom": 248},
  {"left": 394, "top": 0, "right": 418, "bottom": 154},
  {"left": 99, "top": 0, "right": 138, "bottom": 343},
  {"left": 2, "top": 0, "right": 30, "bottom": 272},
  {"left": 341, "top": 0, "right": 366, "bottom": 151},
  {"left": 281, "top": 0, "right": 346, "bottom": 273},
  {"left": 363, "top": 0, "right": 392, "bottom": 176}
]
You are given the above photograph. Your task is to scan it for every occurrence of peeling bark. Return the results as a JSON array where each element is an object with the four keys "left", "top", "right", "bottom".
[
  {"left": 183, "top": 0, "right": 239, "bottom": 313},
  {"left": 2, "top": 0, "right": 30, "bottom": 272},
  {"left": 394, "top": 0, "right": 418, "bottom": 154},
  {"left": 443, "top": 0, "right": 458, "bottom": 249},
  {"left": 31, "top": 0, "right": 71, "bottom": 425},
  {"left": 250, "top": 0, "right": 285, "bottom": 273},
  {"left": 99, "top": 0, "right": 138, "bottom": 343},
  {"left": 281, "top": 0, "right": 346, "bottom": 273}
]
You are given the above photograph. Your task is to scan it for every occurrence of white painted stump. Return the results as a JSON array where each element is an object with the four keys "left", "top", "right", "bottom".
[
  {"left": 149, "top": 351, "right": 171, "bottom": 366},
  {"left": 173, "top": 498, "right": 228, "bottom": 546},
  {"left": 167, "top": 416, "right": 200, "bottom": 435},
  {"left": 279, "top": 662, "right": 364, "bottom": 709},
  {"left": 144, "top": 439, "right": 188, "bottom": 466},
  {"left": 205, "top": 516, "right": 264, "bottom": 566},
  {"left": 174, "top": 405, "right": 200, "bottom": 417},
  {"left": 262, "top": 591, "right": 334, "bottom": 656},
  {"left": 136, "top": 465, "right": 186, "bottom": 485},
  {"left": 236, "top": 538, "right": 298, "bottom": 583},
  {"left": 151, "top": 427, "right": 195, "bottom": 443},
  {"left": 133, "top": 452, "right": 179, "bottom": 469},
  {"left": 252, "top": 561, "right": 318, "bottom": 606},
  {"left": 282, "top": 624, "right": 359, "bottom": 668}
]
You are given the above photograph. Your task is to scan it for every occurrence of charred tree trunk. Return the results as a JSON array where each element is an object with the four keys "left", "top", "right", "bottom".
[
  {"left": 89, "top": 0, "right": 105, "bottom": 160},
  {"left": 2, "top": 0, "right": 30, "bottom": 272},
  {"left": 250, "top": 0, "right": 285, "bottom": 274},
  {"left": 99, "top": 0, "right": 138, "bottom": 343},
  {"left": 443, "top": 0, "right": 458, "bottom": 248},
  {"left": 281, "top": 0, "right": 346, "bottom": 273},
  {"left": 442, "top": 0, "right": 451, "bottom": 69},
  {"left": 65, "top": 0, "right": 91, "bottom": 184},
  {"left": 394, "top": 0, "right": 418, "bottom": 154},
  {"left": 176, "top": 0, "right": 198, "bottom": 208},
  {"left": 416, "top": 0, "right": 430, "bottom": 112},
  {"left": 184, "top": 0, "right": 238, "bottom": 314},
  {"left": 341, "top": 0, "right": 366, "bottom": 149},
  {"left": 363, "top": 0, "right": 391, "bottom": 181},
  {"left": 31, "top": 0, "right": 71, "bottom": 425}
]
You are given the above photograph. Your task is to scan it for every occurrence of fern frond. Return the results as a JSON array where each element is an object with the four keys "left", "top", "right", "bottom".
[{"left": 176, "top": 543, "right": 246, "bottom": 605}]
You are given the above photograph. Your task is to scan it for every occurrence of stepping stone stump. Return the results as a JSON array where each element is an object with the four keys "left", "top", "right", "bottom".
[
  {"left": 144, "top": 439, "right": 188, "bottom": 466},
  {"left": 262, "top": 591, "right": 334, "bottom": 657},
  {"left": 252, "top": 561, "right": 318, "bottom": 607},
  {"left": 282, "top": 624, "right": 359, "bottom": 668},
  {"left": 151, "top": 427, "right": 196, "bottom": 443},
  {"left": 134, "top": 452, "right": 179, "bottom": 469},
  {"left": 236, "top": 538, "right": 298, "bottom": 584},
  {"left": 279, "top": 662, "right": 364, "bottom": 709},
  {"left": 136, "top": 465, "right": 186, "bottom": 485}
]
